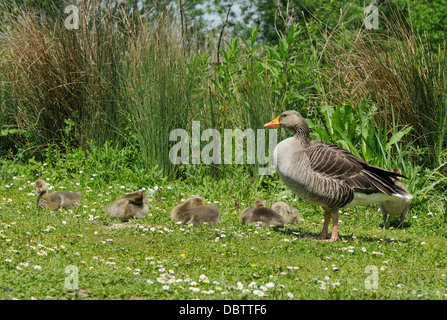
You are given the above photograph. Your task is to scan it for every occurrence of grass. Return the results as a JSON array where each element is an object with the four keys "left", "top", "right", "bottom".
[{"left": 0, "top": 166, "right": 446, "bottom": 300}]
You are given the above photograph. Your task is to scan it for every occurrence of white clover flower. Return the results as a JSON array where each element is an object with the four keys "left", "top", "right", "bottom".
[{"left": 253, "top": 290, "right": 266, "bottom": 297}]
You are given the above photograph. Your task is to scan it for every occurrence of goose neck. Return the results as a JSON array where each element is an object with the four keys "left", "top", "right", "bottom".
[{"left": 293, "top": 127, "right": 310, "bottom": 147}]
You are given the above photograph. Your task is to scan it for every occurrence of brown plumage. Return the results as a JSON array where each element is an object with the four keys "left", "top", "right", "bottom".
[
  {"left": 106, "top": 191, "right": 148, "bottom": 222},
  {"left": 170, "top": 196, "right": 219, "bottom": 226},
  {"left": 271, "top": 201, "right": 301, "bottom": 225},
  {"left": 379, "top": 168, "right": 412, "bottom": 229},
  {"left": 34, "top": 179, "right": 81, "bottom": 210},
  {"left": 240, "top": 199, "right": 287, "bottom": 227},
  {"left": 264, "top": 110, "right": 413, "bottom": 241}
]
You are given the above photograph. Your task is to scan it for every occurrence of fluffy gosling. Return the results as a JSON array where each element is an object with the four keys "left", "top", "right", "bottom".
[
  {"left": 271, "top": 201, "right": 301, "bottom": 225},
  {"left": 170, "top": 196, "right": 219, "bottom": 226},
  {"left": 107, "top": 191, "right": 149, "bottom": 222},
  {"left": 34, "top": 179, "right": 81, "bottom": 210},
  {"left": 240, "top": 199, "right": 286, "bottom": 227}
]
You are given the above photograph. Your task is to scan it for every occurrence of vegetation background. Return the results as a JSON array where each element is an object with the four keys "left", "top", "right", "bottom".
[{"left": 0, "top": 0, "right": 446, "bottom": 300}]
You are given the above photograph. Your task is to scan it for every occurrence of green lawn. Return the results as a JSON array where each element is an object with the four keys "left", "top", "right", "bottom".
[{"left": 0, "top": 173, "right": 446, "bottom": 300}]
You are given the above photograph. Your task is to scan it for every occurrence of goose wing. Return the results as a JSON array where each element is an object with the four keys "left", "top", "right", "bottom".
[{"left": 306, "top": 142, "right": 406, "bottom": 196}]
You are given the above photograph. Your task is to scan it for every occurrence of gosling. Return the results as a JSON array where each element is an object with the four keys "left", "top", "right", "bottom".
[
  {"left": 107, "top": 191, "right": 149, "bottom": 222},
  {"left": 34, "top": 179, "right": 81, "bottom": 210},
  {"left": 240, "top": 199, "right": 286, "bottom": 227},
  {"left": 378, "top": 168, "right": 412, "bottom": 229},
  {"left": 170, "top": 196, "right": 219, "bottom": 226},
  {"left": 272, "top": 201, "right": 301, "bottom": 225}
]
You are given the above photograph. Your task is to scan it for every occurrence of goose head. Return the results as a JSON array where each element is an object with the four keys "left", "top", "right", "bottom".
[
  {"left": 253, "top": 199, "right": 266, "bottom": 208},
  {"left": 34, "top": 179, "right": 48, "bottom": 195},
  {"left": 264, "top": 110, "right": 310, "bottom": 143},
  {"left": 392, "top": 168, "right": 402, "bottom": 181},
  {"left": 187, "top": 196, "right": 205, "bottom": 207}
]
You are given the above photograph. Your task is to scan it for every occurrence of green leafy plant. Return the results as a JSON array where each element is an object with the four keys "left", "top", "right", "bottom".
[{"left": 309, "top": 103, "right": 412, "bottom": 168}]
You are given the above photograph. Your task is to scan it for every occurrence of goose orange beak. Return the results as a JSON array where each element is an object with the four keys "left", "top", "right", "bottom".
[{"left": 264, "top": 116, "right": 280, "bottom": 128}]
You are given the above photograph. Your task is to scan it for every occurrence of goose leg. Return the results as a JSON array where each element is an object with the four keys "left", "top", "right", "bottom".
[
  {"left": 382, "top": 214, "right": 388, "bottom": 230},
  {"left": 306, "top": 210, "right": 339, "bottom": 241},
  {"left": 304, "top": 211, "right": 330, "bottom": 240},
  {"left": 327, "top": 212, "right": 340, "bottom": 242},
  {"left": 320, "top": 210, "right": 331, "bottom": 240}
]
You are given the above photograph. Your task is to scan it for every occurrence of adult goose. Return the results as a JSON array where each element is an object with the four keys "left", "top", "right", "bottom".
[{"left": 264, "top": 110, "right": 413, "bottom": 242}]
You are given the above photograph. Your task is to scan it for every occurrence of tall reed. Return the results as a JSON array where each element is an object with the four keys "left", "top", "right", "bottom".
[
  {"left": 319, "top": 2, "right": 447, "bottom": 170},
  {"left": 120, "top": 11, "right": 204, "bottom": 177},
  {"left": 0, "top": 2, "right": 132, "bottom": 150}
]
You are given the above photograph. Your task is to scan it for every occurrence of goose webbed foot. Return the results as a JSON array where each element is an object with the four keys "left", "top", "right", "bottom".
[{"left": 325, "top": 233, "right": 340, "bottom": 242}]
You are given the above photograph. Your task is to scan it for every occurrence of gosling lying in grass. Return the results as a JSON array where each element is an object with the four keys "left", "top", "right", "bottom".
[
  {"left": 170, "top": 196, "right": 219, "bottom": 226},
  {"left": 271, "top": 201, "right": 301, "bottom": 225},
  {"left": 107, "top": 191, "right": 149, "bottom": 222},
  {"left": 240, "top": 199, "right": 287, "bottom": 227},
  {"left": 34, "top": 179, "right": 81, "bottom": 210},
  {"left": 378, "top": 168, "right": 412, "bottom": 229}
]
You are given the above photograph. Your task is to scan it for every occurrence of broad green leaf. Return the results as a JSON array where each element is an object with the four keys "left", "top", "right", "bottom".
[{"left": 386, "top": 127, "right": 413, "bottom": 151}]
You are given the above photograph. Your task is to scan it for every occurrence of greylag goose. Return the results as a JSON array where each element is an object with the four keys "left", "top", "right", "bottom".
[
  {"left": 171, "top": 196, "right": 219, "bottom": 226},
  {"left": 240, "top": 199, "right": 287, "bottom": 227},
  {"left": 378, "top": 168, "right": 412, "bottom": 229},
  {"left": 34, "top": 179, "right": 81, "bottom": 210},
  {"left": 272, "top": 201, "right": 301, "bottom": 225},
  {"left": 264, "top": 110, "right": 413, "bottom": 241},
  {"left": 107, "top": 191, "right": 148, "bottom": 222}
]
